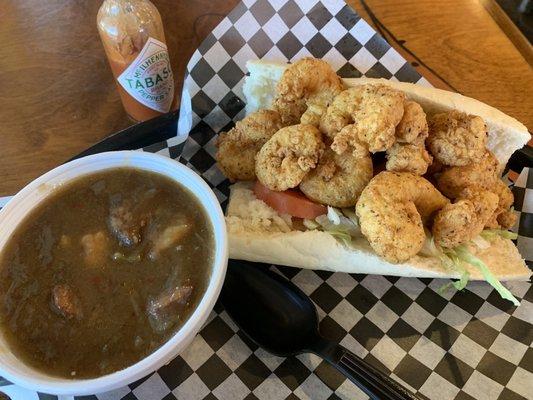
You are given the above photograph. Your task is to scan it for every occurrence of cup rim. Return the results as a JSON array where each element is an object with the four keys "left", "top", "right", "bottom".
[{"left": 0, "top": 151, "right": 228, "bottom": 395}]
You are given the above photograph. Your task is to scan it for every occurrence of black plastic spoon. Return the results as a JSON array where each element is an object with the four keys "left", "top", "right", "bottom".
[{"left": 221, "top": 260, "right": 419, "bottom": 400}]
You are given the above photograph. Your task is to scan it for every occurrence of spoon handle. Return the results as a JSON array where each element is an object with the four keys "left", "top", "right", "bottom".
[{"left": 310, "top": 338, "right": 419, "bottom": 400}]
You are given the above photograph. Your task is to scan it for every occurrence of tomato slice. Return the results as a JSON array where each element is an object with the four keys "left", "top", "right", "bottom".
[{"left": 253, "top": 181, "right": 327, "bottom": 219}]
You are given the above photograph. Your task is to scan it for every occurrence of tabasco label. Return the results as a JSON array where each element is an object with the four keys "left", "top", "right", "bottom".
[{"left": 117, "top": 37, "right": 174, "bottom": 113}]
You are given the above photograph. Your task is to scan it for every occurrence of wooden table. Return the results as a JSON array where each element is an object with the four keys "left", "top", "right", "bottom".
[{"left": 0, "top": 0, "right": 531, "bottom": 196}]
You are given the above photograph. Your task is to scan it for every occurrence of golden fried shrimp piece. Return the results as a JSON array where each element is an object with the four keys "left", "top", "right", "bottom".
[
  {"left": 255, "top": 124, "right": 324, "bottom": 191},
  {"left": 232, "top": 109, "right": 284, "bottom": 142},
  {"left": 486, "top": 180, "right": 517, "bottom": 229},
  {"left": 395, "top": 101, "right": 428, "bottom": 144},
  {"left": 436, "top": 151, "right": 499, "bottom": 199},
  {"left": 495, "top": 210, "right": 517, "bottom": 229},
  {"left": 356, "top": 172, "right": 449, "bottom": 263},
  {"left": 216, "top": 110, "right": 283, "bottom": 181},
  {"left": 300, "top": 141, "right": 373, "bottom": 207},
  {"left": 436, "top": 151, "right": 515, "bottom": 229},
  {"left": 386, "top": 143, "right": 433, "bottom": 175},
  {"left": 217, "top": 140, "right": 258, "bottom": 181},
  {"left": 320, "top": 85, "right": 405, "bottom": 153},
  {"left": 427, "top": 110, "right": 487, "bottom": 166},
  {"left": 433, "top": 201, "right": 478, "bottom": 249},
  {"left": 462, "top": 187, "right": 500, "bottom": 223},
  {"left": 272, "top": 58, "right": 344, "bottom": 126},
  {"left": 433, "top": 188, "right": 499, "bottom": 248}
]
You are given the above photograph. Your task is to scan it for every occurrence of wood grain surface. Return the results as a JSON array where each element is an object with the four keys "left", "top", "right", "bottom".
[{"left": 0, "top": 0, "right": 531, "bottom": 196}]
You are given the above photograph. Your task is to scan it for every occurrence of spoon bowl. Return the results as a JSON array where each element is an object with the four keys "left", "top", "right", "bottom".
[
  {"left": 221, "top": 260, "right": 318, "bottom": 356},
  {"left": 221, "top": 260, "right": 419, "bottom": 400}
]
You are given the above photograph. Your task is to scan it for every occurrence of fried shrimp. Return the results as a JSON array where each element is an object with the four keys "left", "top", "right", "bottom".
[
  {"left": 356, "top": 172, "right": 449, "bottom": 263},
  {"left": 486, "top": 180, "right": 517, "bottom": 229},
  {"left": 436, "top": 151, "right": 499, "bottom": 198},
  {"left": 231, "top": 109, "right": 284, "bottom": 142},
  {"left": 385, "top": 99, "right": 431, "bottom": 176},
  {"left": 272, "top": 58, "right": 344, "bottom": 126},
  {"left": 386, "top": 143, "right": 432, "bottom": 175},
  {"left": 436, "top": 151, "right": 515, "bottom": 229},
  {"left": 427, "top": 110, "right": 487, "bottom": 166},
  {"left": 494, "top": 209, "right": 517, "bottom": 229},
  {"left": 395, "top": 101, "right": 428, "bottom": 144},
  {"left": 462, "top": 187, "right": 500, "bottom": 223},
  {"left": 255, "top": 124, "right": 324, "bottom": 191},
  {"left": 300, "top": 142, "right": 373, "bottom": 207},
  {"left": 433, "top": 188, "right": 499, "bottom": 248},
  {"left": 217, "top": 140, "right": 257, "bottom": 181},
  {"left": 320, "top": 85, "right": 405, "bottom": 153},
  {"left": 216, "top": 110, "right": 283, "bottom": 181}
]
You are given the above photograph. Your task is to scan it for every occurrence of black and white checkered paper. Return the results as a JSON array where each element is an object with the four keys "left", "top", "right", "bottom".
[{"left": 1, "top": 1, "right": 531, "bottom": 399}]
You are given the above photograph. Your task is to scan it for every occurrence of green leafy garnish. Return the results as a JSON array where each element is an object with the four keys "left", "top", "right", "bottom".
[
  {"left": 436, "top": 248, "right": 470, "bottom": 294},
  {"left": 303, "top": 219, "right": 320, "bottom": 230},
  {"left": 312, "top": 207, "right": 361, "bottom": 247},
  {"left": 420, "top": 235, "right": 443, "bottom": 259},
  {"left": 480, "top": 229, "right": 518, "bottom": 240},
  {"left": 327, "top": 230, "right": 353, "bottom": 247},
  {"left": 455, "top": 245, "right": 520, "bottom": 306},
  {"left": 341, "top": 208, "right": 359, "bottom": 227},
  {"left": 422, "top": 234, "right": 519, "bottom": 306},
  {"left": 450, "top": 262, "right": 470, "bottom": 291}
]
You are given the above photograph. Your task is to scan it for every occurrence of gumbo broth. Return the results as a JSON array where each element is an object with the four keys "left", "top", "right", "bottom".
[{"left": 0, "top": 168, "right": 214, "bottom": 378}]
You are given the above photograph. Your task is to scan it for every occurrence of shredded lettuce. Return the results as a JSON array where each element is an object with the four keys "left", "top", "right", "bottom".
[
  {"left": 327, "top": 206, "right": 342, "bottom": 225},
  {"left": 471, "top": 235, "right": 491, "bottom": 250},
  {"left": 303, "top": 219, "right": 320, "bottom": 230},
  {"left": 327, "top": 207, "right": 361, "bottom": 234},
  {"left": 453, "top": 268, "right": 470, "bottom": 291},
  {"left": 438, "top": 270, "right": 469, "bottom": 294},
  {"left": 327, "top": 231, "right": 353, "bottom": 247},
  {"left": 317, "top": 208, "right": 359, "bottom": 236},
  {"left": 424, "top": 236, "right": 520, "bottom": 305},
  {"left": 480, "top": 229, "right": 518, "bottom": 240},
  {"left": 440, "top": 249, "right": 470, "bottom": 293},
  {"left": 312, "top": 207, "right": 361, "bottom": 247},
  {"left": 341, "top": 208, "right": 360, "bottom": 229},
  {"left": 443, "top": 250, "right": 470, "bottom": 291},
  {"left": 315, "top": 215, "right": 355, "bottom": 248},
  {"left": 419, "top": 235, "right": 442, "bottom": 258},
  {"left": 420, "top": 235, "right": 471, "bottom": 295},
  {"left": 454, "top": 245, "right": 520, "bottom": 306},
  {"left": 420, "top": 236, "right": 453, "bottom": 269}
]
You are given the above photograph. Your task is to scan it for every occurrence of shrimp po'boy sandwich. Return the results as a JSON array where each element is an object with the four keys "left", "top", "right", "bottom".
[{"left": 215, "top": 58, "right": 531, "bottom": 304}]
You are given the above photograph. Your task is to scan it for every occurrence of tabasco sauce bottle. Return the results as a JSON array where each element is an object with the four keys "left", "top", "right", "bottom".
[{"left": 97, "top": 0, "right": 175, "bottom": 122}]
